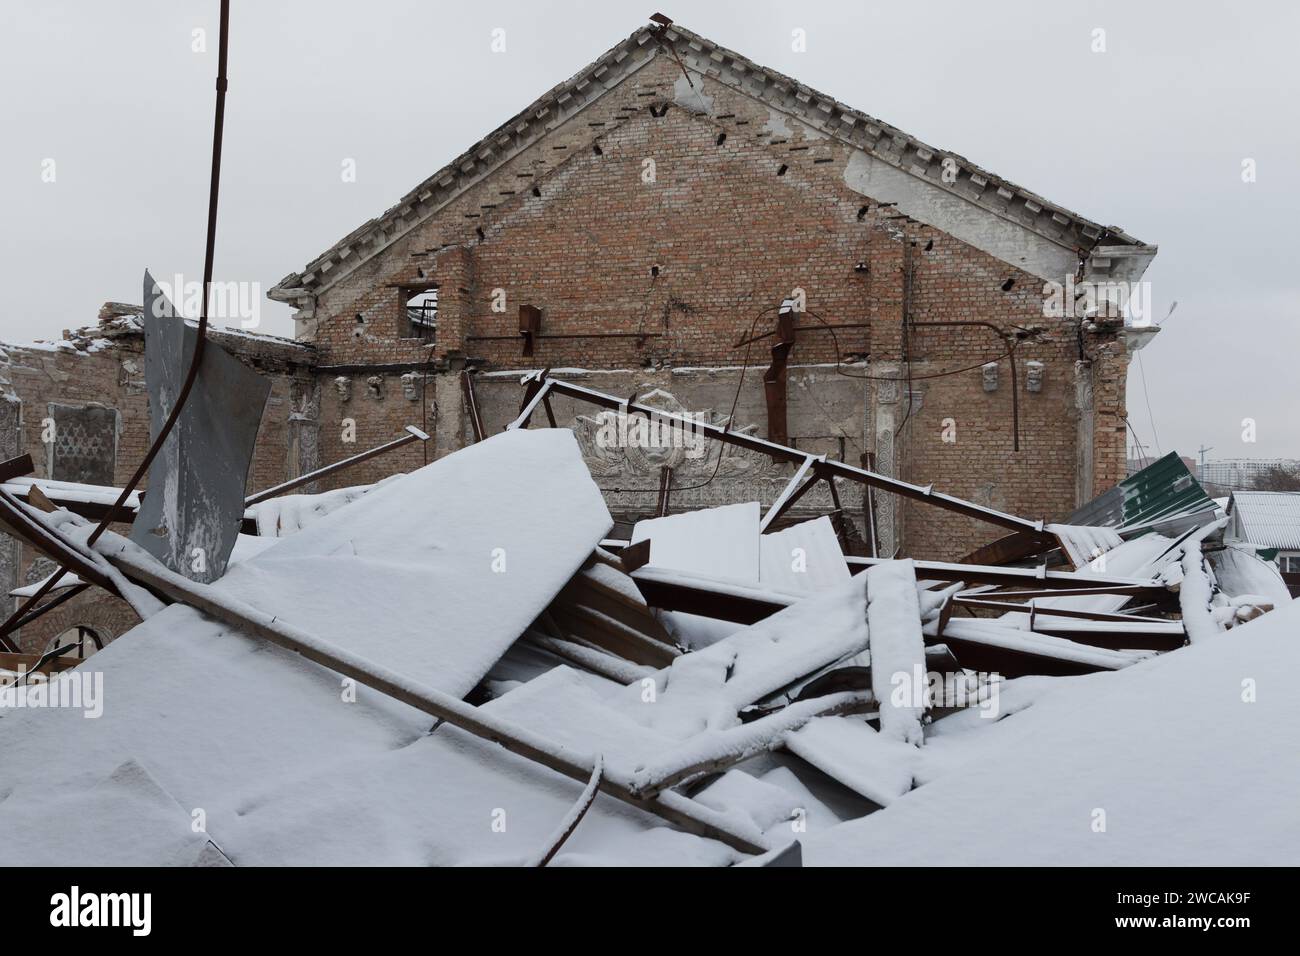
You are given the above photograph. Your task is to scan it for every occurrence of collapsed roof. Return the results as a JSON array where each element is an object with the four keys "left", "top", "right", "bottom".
[{"left": 0, "top": 369, "right": 1292, "bottom": 867}]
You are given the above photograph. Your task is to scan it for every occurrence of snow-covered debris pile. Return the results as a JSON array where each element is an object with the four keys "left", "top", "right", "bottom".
[
  {"left": 798, "top": 594, "right": 1300, "bottom": 866},
  {"left": 0, "top": 389, "right": 1295, "bottom": 866}
]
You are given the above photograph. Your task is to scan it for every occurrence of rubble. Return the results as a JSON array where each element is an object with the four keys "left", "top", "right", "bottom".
[{"left": 0, "top": 369, "right": 1294, "bottom": 867}]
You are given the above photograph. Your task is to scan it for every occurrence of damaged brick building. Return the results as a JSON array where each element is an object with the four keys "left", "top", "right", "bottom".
[{"left": 1, "top": 20, "right": 1156, "bottom": 654}]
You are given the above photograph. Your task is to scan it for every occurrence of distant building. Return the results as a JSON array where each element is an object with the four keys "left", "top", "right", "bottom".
[{"left": 1200, "top": 459, "right": 1300, "bottom": 492}]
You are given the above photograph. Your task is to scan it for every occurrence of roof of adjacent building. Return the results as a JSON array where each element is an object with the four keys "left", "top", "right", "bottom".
[
  {"left": 269, "top": 20, "right": 1153, "bottom": 306},
  {"left": 1228, "top": 492, "right": 1300, "bottom": 550}
]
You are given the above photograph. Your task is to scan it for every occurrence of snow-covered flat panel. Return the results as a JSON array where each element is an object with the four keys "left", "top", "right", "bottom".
[
  {"left": 212, "top": 428, "right": 612, "bottom": 698},
  {"left": 632, "top": 502, "right": 760, "bottom": 586},
  {"left": 759, "top": 515, "right": 849, "bottom": 595}
]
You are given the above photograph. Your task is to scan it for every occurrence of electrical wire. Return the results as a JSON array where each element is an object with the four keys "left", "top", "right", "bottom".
[
  {"left": 1135, "top": 350, "right": 1162, "bottom": 456},
  {"left": 0, "top": 0, "right": 232, "bottom": 643}
]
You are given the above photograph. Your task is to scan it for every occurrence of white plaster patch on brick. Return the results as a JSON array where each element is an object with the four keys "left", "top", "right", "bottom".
[
  {"left": 843, "top": 151, "right": 1077, "bottom": 283},
  {"left": 672, "top": 72, "right": 713, "bottom": 114}
]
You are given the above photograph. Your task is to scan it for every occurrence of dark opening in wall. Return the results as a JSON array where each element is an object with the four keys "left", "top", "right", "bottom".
[
  {"left": 400, "top": 285, "right": 438, "bottom": 342},
  {"left": 1001, "top": 278, "right": 1016, "bottom": 292},
  {"left": 532, "top": 186, "right": 541, "bottom": 198},
  {"left": 777, "top": 164, "right": 788, "bottom": 176},
  {"left": 716, "top": 132, "right": 726, "bottom": 146}
]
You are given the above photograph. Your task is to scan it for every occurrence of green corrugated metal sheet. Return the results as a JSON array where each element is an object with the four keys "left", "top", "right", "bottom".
[{"left": 1068, "top": 452, "right": 1216, "bottom": 535}]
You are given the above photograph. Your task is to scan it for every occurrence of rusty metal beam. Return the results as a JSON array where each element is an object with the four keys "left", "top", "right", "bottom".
[
  {"left": 460, "top": 371, "right": 486, "bottom": 443},
  {"left": 762, "top": 306, "right": 797, "bottom": 445},
  {"left": 846, "top": 556, "right": 1162, "bottom": 593},
  {"left": 0, "top": 454, "right": 34, "bottom": 484},
  {"left": 656, "top": 466, "right": 673, "bottom": 517},
  {"left": 0, "top": 490, "right": 116, "bottom": 592},
  {"left": 244, "top": 425, "right": 429, "bottom": 507},
  {"left": 760, "top": 455, "right": 818, "bottom": 531},
  {"left": 511, "top": 374, "right": 1050, "bottom": 538},
  {"left": 957, "top": 528, "right": 1059, "bottom": 567}
]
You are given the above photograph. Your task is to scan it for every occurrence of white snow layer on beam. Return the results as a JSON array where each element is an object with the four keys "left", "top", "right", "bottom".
[
  {"left": 865, "top": 560, "right": 927, "bottom": 747},
  {"left": 211, "top": 428, "right": 612, "bottom": 698},
  {"left": 247, "top": 478, "right": 397, "bottom": 537},
  {"left": 1179, "top": 539, "right": 1224, "bottom": 644},
  {"left": 799, "top": 594, "right": 1300, "bottom": 865},
  {"left": 1046, "top": 523, "right": 1124, "bottom": 569}
]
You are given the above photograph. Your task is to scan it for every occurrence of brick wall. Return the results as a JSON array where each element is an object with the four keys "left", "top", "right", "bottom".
[
  {"left": 301, "top": 56, "right": 1130, "bottom": 557},
  {"left": 0, "top": 322, "right": 316, "bottom": 653}
]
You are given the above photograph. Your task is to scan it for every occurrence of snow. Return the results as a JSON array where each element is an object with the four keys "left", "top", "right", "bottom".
[
  {"left": 785, "top": 716, "right": 918, "bottom": 807},
  {"left": 759, "top": 515, "right": 849, "bottom": 594},
  {"left": 4, "top": 424, "right": 1291, "bottom": 866},
  {"left": 247, "top": 479, "right": 396, "bottom": 537},
  {"left": 207, "top": 428, "right": 612, "bottom": 698},
  {"left": 1047, "top": 523, "right": 1124, "bottom": 569},
  {"left": 865, "top": 560, "right": 927, "bottom": 746},
  {"left": 926, "top": 618, "right": 1145, "bottom": 670},
  {"left": 1, "top": 477, "right": 142, "bottom": 510},
  {"left": 632, "top": 502, "right": 760, "bottom": 586},
  {"left": 622, "top": 573, "right": 869, "bottom": 738},
  {"left": 631, "top": 504, "right": 848, "bottom": 595},
  {"left": 1210, "top": 543, "right": 1292, "bottom": 607},
  {"left": 801, "top": 595, "right": 1300, "bottom": 865},
  {"left": 1179, "top": 539, "right": 1223, "bottom": 644}
]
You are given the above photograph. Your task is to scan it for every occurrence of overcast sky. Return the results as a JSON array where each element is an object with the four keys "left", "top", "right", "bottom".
[{"left": 2, "top": 0, "right": 1296, "bottom": 461}]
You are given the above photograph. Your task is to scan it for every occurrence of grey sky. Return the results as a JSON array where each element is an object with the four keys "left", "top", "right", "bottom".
[{"left": 2, "top": 0, "right": 1296, "bottom": 461}]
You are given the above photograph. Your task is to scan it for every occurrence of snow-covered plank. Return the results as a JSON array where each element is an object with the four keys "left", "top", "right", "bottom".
[
  {"left": 785, "top": 716, "right": 918, "bottom": 807},
  {"left": 623, "top": 573, "right": 870, "bottom": 738},
  {"left": 865, "top": 559, "right": 927, "bottom": 747}
]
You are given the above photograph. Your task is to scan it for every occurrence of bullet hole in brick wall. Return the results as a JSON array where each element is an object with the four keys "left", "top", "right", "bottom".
[
  {"left": 593, "top": 143, "right": 603, "bottom": 155},
  {"left": 1001, "top": 278, "right": 1016, "bottom": 292},
  {"left": 353, "top": 314, "right": 366, "bottom": 339},
  {"left": 475, "top": 227, "right": 485, "bottom": 241},
  {"left": 531, "top": 186, "right": 541, "bottom": 197},
  {"left": 651, "top": 265, "right": 660, "bottom": 278},
  {"left": 924, "top": 239, "right": 934, "bottom": 252},
  {"left": 854, "top": 262, "right": 869, "bottom": 274},
  {"left": 716, "top": 132, "right": 726, "bottom": 146},
  {"left": 777, "top": 164, "right": 788, "bottom": 176},
  {"left": 857, "top": 205, "right": 869, "bottom": 221},
  {"left": 417, "top": 268, "right": 425, "bottom": 278}
]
